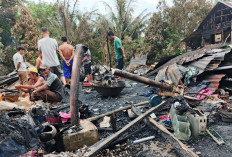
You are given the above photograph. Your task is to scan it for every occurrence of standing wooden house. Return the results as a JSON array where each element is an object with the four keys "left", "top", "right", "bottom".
[{"left": 183, "top": 1, "right": 232, "bottom": 51}]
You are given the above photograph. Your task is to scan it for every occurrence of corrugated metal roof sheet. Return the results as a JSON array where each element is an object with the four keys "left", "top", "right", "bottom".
[
  {"left": 205, "top": 49, "right": 231, "bottom": 71},
  {"left": 154, "top": 48, "right": 231, "bottom": 86},
  {"left": 155, "top": 63, "right": 183, "bottom": 85},
  {"left": 186, "top": 56, "right": 214, "bottom": 74},
  {"left": 151, "top": 44, "right": 224, "bottom": 75},
  {"left": 204, "top": 74, "right": 226, "bottom": 92}
]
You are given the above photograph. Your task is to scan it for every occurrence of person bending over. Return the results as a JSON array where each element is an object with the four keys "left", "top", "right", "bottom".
[{"left": 31, "top": 64, "right": 64, "bottom": 104}]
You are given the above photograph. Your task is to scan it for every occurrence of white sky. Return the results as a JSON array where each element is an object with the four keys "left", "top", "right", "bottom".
[{"left": 31, "top": 0, "right": 173, "bottom": 17}]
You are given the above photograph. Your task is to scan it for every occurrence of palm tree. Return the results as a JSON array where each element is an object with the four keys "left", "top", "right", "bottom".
[{"left": 103, "top": 0, "right": 150, "bottom": 40}]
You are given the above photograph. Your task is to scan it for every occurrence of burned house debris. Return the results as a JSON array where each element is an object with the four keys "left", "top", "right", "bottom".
[
  {"left": 2, "top": 2, "right": 232, "bottom": 157},
  {"left": 1, "top": 42, "right": 232, "bottom": 157}
]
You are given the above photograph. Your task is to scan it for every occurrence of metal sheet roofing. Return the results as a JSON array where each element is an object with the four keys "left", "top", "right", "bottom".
[
  {"left": 155, "top": 63, "right": 183, "bottom": 85},
  {"left": 203, "top": 74, "right": 226, "bottom": 92},
  {"left": 151, "top": 44, "right": 224, "bottom": 75},
  {"left": 154, "top": 47, "right": 231, "bottom": 86}
]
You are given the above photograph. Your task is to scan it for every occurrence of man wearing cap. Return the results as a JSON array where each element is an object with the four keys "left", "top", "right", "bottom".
[
  {"left": 15, "top": 68, "right": 45, "bottom": 96},
  {"left": 59, "top": 36, "right": 74, "bottom": 84},
  {"left": 13, "top": 46, "right": 28, "bottom": 86},
  {"left": 31, "top": 64, "right": 64, "bottom": 104},
  {"left": 38, "top": 27, "right": 67, "bottom": 87},
  {"left": 107, "top": 31, "right": 126, "bottom": 80},
  {"left": 82, "top": 43, "right": 92, "bottom": 83}
]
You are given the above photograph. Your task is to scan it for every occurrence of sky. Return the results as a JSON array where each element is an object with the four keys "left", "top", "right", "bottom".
[{"left": 32, "top": 0, "right": 173, "bottom": 17}]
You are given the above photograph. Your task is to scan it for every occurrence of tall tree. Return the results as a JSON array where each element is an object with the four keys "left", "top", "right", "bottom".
[
  {"left": 145, "top": 0, "right": 214, "bottom": 62},
  {"left": 0, "top": 0, "right": 19, "bottom": 75},
  {"left": 101, "top": 0, "right": 149, "bottom": 66},
  {"left": 103, "top": 0, "right": 149, "bottom": 40},
  {"left": 11, "top": 3, "right": 40, "bottom": 62}
]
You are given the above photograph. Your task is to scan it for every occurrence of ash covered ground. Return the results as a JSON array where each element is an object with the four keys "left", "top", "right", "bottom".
[
  {"left": 78, "top": 79, "right": 178, "bottom": 156},
  {"left": 78, "top": 79, "right": 232, "bottom": 157}
]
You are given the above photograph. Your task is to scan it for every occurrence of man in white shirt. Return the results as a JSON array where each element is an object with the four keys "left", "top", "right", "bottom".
[
  {"left": 38, "top": 27, "right": 67, "bottom": 87},
  {"left": 13, "top": 46, "right": 28, "bottom": 86}
]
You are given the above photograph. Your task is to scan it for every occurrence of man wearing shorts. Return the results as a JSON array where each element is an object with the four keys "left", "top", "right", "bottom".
[
  {"left": 82, "top": 44, "right": 92, "bottom": 83},
  {"left": 13, "top": 46, "right": 28, "bottom": 91},
  {"left": 59, "top": 36, "right": 74, "bottom": 84},
  {"left": 107, "top": 31, "right": 126, "bottom": 80},
  {"left": 38, "top": 27, "right": 67, "bottom": 87}
]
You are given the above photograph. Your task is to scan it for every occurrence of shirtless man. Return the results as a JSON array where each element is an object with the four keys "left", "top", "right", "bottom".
[
  {"left": 59, "top": 36, "right": 74, "bottom": 84},
  {"left": 36, "top": 53, "right": 44, "bottom": 78},
  {"left": 15, "top": 68, "right": 45, "bottom": 99}
]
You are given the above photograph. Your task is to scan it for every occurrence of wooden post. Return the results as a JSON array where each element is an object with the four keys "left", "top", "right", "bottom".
[
  {"left": 111, "top": 112, "right": 117, "bottom": 132},
  {"left": 222, "top": 28, "right": 224, "bottom": 44},
  {"left": 112, "top": 69, "right": 173, "bottom": 91},
  {"left": 201, "top": 36, "right": 205, "bottom": 47},
  {"left": 70, "top": 45, "right": 87, "bottom": 125}
]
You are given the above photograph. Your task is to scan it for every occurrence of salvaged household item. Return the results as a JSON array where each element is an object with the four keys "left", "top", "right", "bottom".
[
  {"left": 170, "top": 105, "right": 191, "bottom": 141},
  {"left": 187, "top": 110, "right": 207, "bottom": 137},
  {"left": 39, "top": 123, "right": 57, "bottom": 142},
  {"left": 147, "top": 117, "right": 198, "bottom": 157},
  {"left": 150, "top": 95, "right": 162, "bottom": 107},
  {"left": 92, "top": 80, "right": 125, "bottom": 97}
]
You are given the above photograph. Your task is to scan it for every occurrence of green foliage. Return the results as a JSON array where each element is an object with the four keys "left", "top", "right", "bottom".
[
  {"left": 11, "top": 4, "right": 40, "bottom": 62},
  {"left": 27, "top": 1, "right": 62, "bottom": 38},
  {"left": 145, "top": 0, "right": 213, "bottom": 63}
]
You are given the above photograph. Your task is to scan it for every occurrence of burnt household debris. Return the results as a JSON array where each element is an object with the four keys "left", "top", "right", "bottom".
[{"left": 2, "top": 2, "right": 232, "bottom": 157}]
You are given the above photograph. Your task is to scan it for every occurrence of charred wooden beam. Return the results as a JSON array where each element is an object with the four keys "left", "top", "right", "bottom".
[
  {"left": 147, "top": 117, "right": 198, "bottom": 157},
  {"left": 112, "top": 69, "right": 173, "bottom": 91},
  {"left": 111, "top": 112, "right": 117, "bottom": 133}
]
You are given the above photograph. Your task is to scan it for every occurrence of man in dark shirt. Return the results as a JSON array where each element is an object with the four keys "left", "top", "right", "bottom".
[{"left": 31, "top": 64, "right": 64, "bottom": 104}]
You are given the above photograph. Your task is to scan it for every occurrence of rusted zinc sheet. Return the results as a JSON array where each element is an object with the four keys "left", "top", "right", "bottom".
[
  {"left": 203, "top": 74, "right": 226, "bottom": 93},
  {"left": 205, "top": 49, "right": 231, "bottom": 71},
  {"left": 154, "top": 48, "right": 231, "bottom": 85},
  {"left": 148, "top": 44, "right": 224, "bottom": 76},
  {"left": 216, "top": 49, "right": 232, "bottom": 67},
  {"left": 155, "top": 63, "right": 184, "bottom": 85},
  {"left": 185, "top": 49, "right": 231, "bottom": 73}
]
